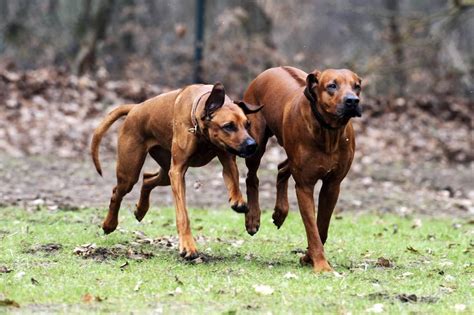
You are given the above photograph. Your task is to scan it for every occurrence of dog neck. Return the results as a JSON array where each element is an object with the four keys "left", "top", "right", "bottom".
[
  {"left": 301, "top": 95, "right": 348, "bottom": 154},
  {"left": 303, "top": 87, "right": 340, "bottom": 131}
]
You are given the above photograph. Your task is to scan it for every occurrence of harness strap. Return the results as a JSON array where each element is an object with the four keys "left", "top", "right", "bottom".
[{"left": 188, "top": 91, "right": 211, "bottom": 134}]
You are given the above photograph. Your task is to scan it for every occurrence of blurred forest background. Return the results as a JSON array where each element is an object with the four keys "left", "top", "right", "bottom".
[{"left": 0, "top": 0, "right": 472, "bottom": 215}]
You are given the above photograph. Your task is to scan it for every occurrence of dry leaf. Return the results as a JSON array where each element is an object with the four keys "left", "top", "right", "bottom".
[
  {"left": 0, "top": 266, "right": 12, "bottom": 273},
  {"left": 253, "top": 284, "right": 274, "bottom": 295},
  {"left": 134, "top": 280, "right": 143, "bottom": 292},
  {"left": 119, "top": 261, "right": 129, "bottom": 270},
  {"left": 411, "top": 218, "right": 422, "bottom": 228},
  {"left": 454, "top": 304, "right": 466, "bottom": 312},
  {"left": 0, "top": 298, "right": 20, "bottom": 308},
  {"left": 283, "top": 272, "right": 298, "bottom": 279},
  {"left": 366, "top": 303, "right": 384, "bottom": 313},
  {"left": 376, "top": 257, "right": 392, "bottom": 268},
  {"left": 406, "top": 246, "right": 420, "bottom": 254},
  {"left": 81, "top": 293, "right": 103, "bottom": 303}
]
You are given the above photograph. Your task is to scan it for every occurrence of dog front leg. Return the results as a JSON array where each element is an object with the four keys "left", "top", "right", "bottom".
[
  {"left": 317, "top": 180, "right": 341, "bottom": 245},
  {"left": 169, "top": 160, "right": 198, "bottom": 260},
  {"left": 273, "top": 159, "right": 291, "bottom": 228},
  {"left": 218, "top": 153, "right": 248, "bottom": 214},
  {"left": 295, "top": 182, "right": 333, "bottom": 272}
]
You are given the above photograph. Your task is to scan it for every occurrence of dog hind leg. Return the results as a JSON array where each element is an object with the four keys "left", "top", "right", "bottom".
[
  {"left": 134, "top": 146, "right": 171, "bottom": 221},
  {"left": 102, "top": 136, "right": 147, "bottom": 234}
]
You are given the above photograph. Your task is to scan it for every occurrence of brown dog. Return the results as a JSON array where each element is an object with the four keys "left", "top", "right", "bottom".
[
  {"left": 91, "top": 83, "right": 262, "bottom": 259},
  {"left": 243, "top": 66, "right": 362, "bottom": 272}
]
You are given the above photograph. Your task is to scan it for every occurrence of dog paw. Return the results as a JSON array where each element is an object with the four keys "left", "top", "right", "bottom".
[
  {"left": 102, "top": 222, "right": 117, "bottom": 235},
  {"left": 313, "top": 260, "right": 333, "bottom": 273},
  {"left": 231, "top": 202, "right": 249, "bottom": 214},
  {"left": 299, "top": 254, "right": 333, "bottom": 272},
  {"left": 245, "top": 213, "right": 260, "bottom": 236},
  {"left": 180, "top": 249, "right": 199, "bottom": 260},
  {"left": 299, "top": 253, "right": 313, "bottom": 266},
  {"left": 272, "top": 207, "right": 288, "bottom": 229},
  {"left": 134, "top": 204, "right": 146, "bottom": 222}
]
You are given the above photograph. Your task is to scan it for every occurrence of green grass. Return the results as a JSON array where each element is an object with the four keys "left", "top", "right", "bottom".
[{"left": 0, "top": 206, "right": 472, "bottom": 314}]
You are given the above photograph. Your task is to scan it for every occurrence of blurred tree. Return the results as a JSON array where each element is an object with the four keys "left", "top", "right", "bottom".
[
  {"left": 73, "top": 0, "right": 116, "bottom": 75},
  {"left": 384, "top": 0, "right": 406, "bottom": 95}
]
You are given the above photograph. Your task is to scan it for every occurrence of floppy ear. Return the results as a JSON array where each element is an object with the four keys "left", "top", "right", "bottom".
[
  {"left": 304, "top": 70, "right": 321, "bottom": 102},
  {"left": 234, "top": 100, "right": 264, "bottom": 115},
  {"left": 203, "top": 82, "right": 226, "bottom": 120}
]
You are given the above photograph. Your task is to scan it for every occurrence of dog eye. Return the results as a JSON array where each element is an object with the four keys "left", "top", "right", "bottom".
[
  {"left": 327, "top": 83, "right": 337, "bottom": 90},
  {"left": 354, "top": 84, "right": 361, "bottom": 91},
  {"left": 222, "top": 122, "right": 237, "bottom": 132}
]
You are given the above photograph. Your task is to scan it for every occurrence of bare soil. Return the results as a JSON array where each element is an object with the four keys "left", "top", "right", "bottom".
[{"left": 0, "top": 146, "right": 472, "bottom": 218}]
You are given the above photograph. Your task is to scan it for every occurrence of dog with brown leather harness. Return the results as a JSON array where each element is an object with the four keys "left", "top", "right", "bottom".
[{"left": 91, "top": 83, "right": 262, "bottom": 259}]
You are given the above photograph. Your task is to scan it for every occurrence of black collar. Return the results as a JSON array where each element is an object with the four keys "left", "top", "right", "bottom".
[{"left": 303, "top": 88, "right": 339, "bottom": 130}]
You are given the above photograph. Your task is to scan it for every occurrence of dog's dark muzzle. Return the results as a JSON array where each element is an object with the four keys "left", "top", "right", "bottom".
[
  {"left": 343, "top": 95, "right": 362, "bottom": 117},
  {"left": 237, "top": 138, "right": 258, "bottom": 158}
]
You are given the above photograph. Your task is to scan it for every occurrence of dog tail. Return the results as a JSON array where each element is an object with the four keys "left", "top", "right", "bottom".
[{"left": 91, "top": 104, "right": 134, "bottom": 176}]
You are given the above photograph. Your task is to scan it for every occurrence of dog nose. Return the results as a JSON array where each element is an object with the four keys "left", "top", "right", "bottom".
[
  {"left": 344, "top": 95, "right": 360, "bottom": 108},
  {"left": 243, "top": 138, "right": 257, "bottom": 155}
]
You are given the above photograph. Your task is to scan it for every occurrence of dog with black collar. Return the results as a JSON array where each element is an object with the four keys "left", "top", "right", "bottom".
[{"left": 242, "top": 66, "right": 363, "bottom": 272}]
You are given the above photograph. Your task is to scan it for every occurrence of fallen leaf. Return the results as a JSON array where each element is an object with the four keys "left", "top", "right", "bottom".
[
  {"left": 454, "top": 304, "right": 466, "bottom": 312},
  {"left": 253, "top": 284, "right": 274, "bottom": 295},
  {"left": 283, "top": 272, "right": 298, "bottom": 279},
  {"left": 397, "top": 293, "right": 417, "bottom": 303},
  {"left": 134, "top": 280, "right": 143, "bottom": 292},
  {"left": 406, "top": 246, "right": 420, "bottom": 254},
  {"left": 366, "top": 303, "right": 384, "bottom": 313},
  {"left": 81, "top": 293, "right": 103, "bottom": 303},
  {"left": 452, "top": 223, "right": 462, "bottom": 229},
  {"left": 175, "top": 275, "right": 184, "bottom": 285},
  {"left": 0, "top": 298, "right": 20, "bottom": 308},
  {"left": 290, "top": 248, "right": 306, "bottom": 254},
  {"left": 0, "top": 266, "right": 12, "bottom": 273},
  {"left": 119, "top": 261, "right": 129, "bottom": 270},
  {"left": 376, "top": 257, "right": 392, "bottom": 268},
  {"left": 411, "top": 218, "right": 422, "bottom": 229},
  {"left": 82, "top": 293, "right": 94, "bottom": 303}
]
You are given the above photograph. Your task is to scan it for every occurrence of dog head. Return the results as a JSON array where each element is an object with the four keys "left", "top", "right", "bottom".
[
  {"left": 201, "top": 83, "right": 263, "bottom": 158},
  {"left": 306, "top": 69, "right": 362, "bottom": 126}
]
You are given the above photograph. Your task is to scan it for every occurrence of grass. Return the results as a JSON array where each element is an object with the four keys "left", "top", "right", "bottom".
[{"left": 0, "top": 206, "right": 472, "bottom": 314}]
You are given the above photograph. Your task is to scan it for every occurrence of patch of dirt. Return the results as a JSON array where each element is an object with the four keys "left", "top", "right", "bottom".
[
  {"left": 73, "top": 243, "right": 154, "bottom": 262},
  {"left": 366, "top": 292, "right": 438, "bottom": 304},
  {"left": 0, "top": 153, "right": 472, "bottom": 219},
  {"left": 26, "top": 243, "right": 62, "bottom": 254}
]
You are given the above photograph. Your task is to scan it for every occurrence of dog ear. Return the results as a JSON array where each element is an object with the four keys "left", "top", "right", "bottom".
[
  {"left": 304, "top": 70, "right": 320, "bottom": 102},
  {"left": 234, "top": 100, "right": 264, "bottom": 114},
  {"left": 203, "top": 82, "right": 226, "bottom": 120}
]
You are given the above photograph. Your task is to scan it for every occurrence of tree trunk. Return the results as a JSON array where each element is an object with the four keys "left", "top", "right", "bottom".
[
  {"left": 74, "top": 0, "right": 115, "bottom": 76},
  {"left": 385, "top": 0, "right": 406, "bottom": 95}
]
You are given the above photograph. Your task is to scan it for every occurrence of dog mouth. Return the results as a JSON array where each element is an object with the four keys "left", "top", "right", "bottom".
[
  {"left": 224, "top": 144, "right": 257, "bottom": 158},
  {"left": 336, "top": 105, "right": 362, "bottom": 119}
]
